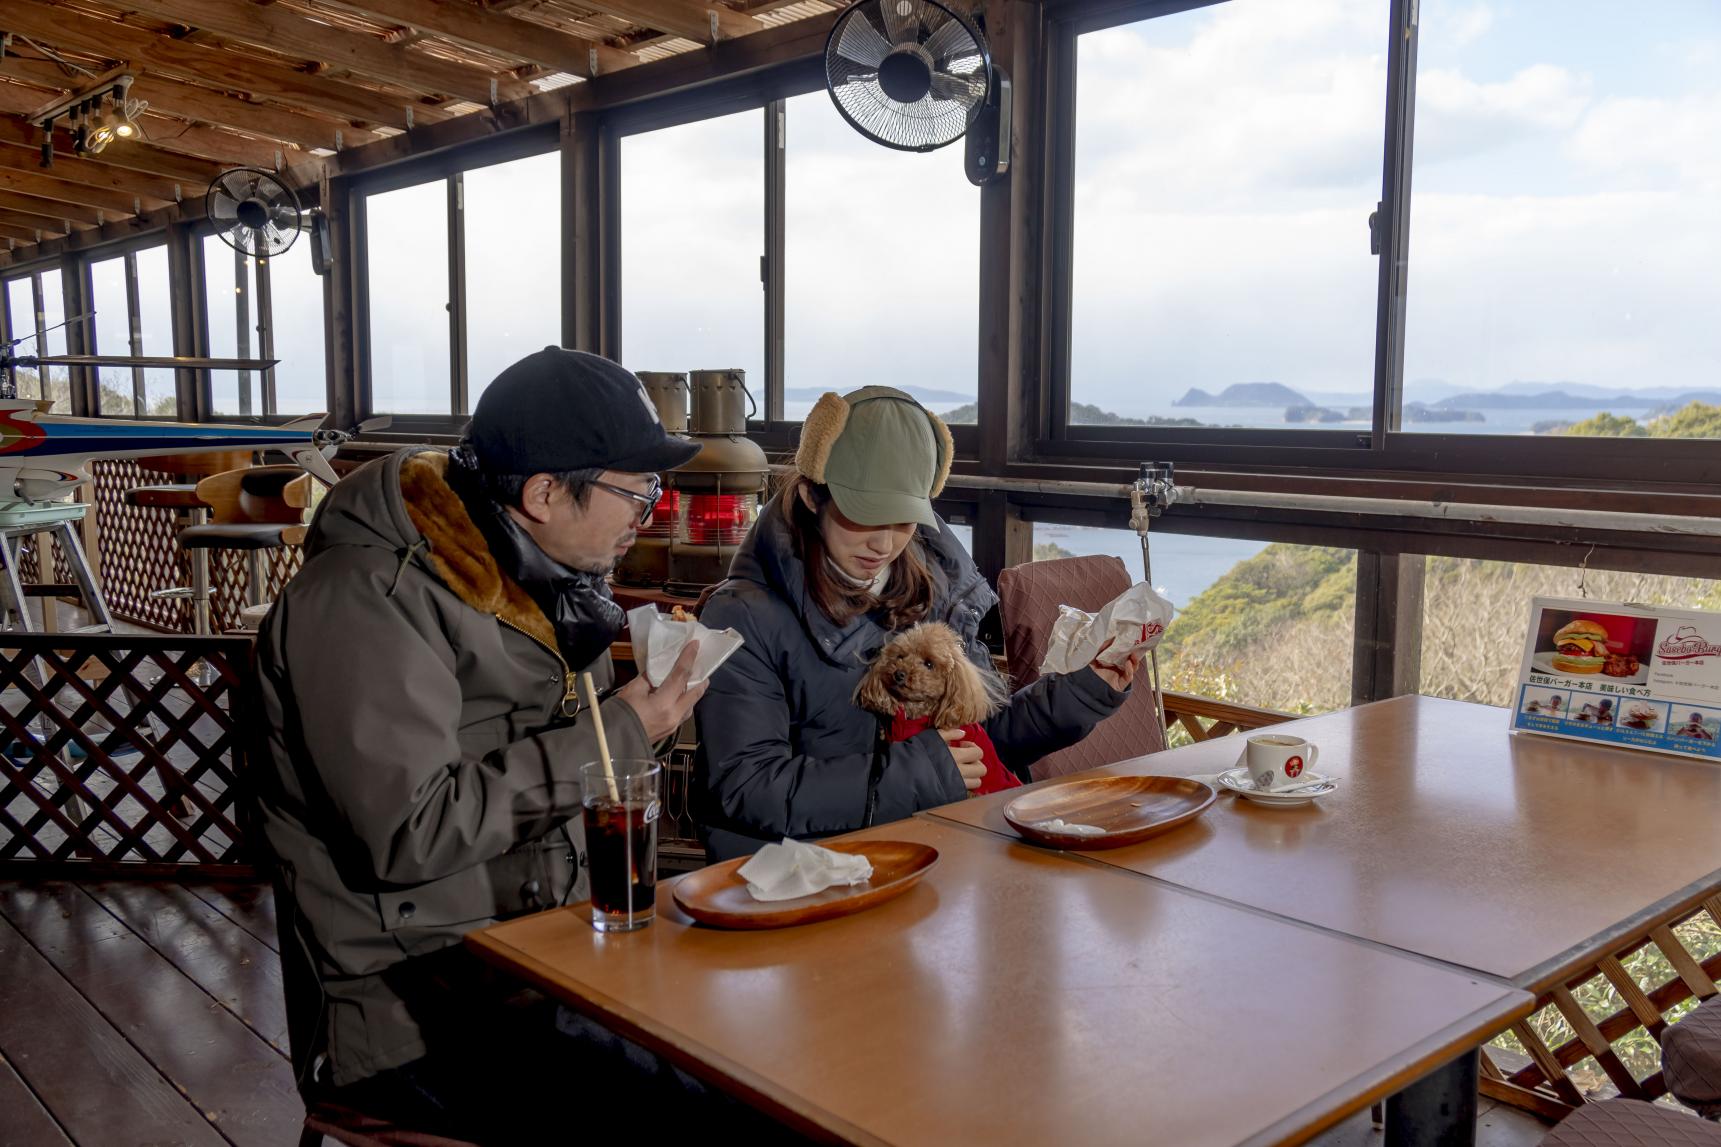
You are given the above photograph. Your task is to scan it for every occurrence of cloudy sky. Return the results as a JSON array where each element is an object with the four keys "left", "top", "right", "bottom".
[
  {"left": 356, "top": 0, "right": 1718, "bottom": 427},
  {"left": 1071, "top": 0, "right": 1721, "bottom": 415}
]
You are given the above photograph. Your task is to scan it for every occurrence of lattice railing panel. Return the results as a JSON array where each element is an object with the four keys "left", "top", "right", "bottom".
[
  {"left": 207, "top": 546, "right": 303, "bottom": 634},
  {"left": 1482, "top": 898, "right": 1721, "bottom": 1120},
  {"left": 15, "top": 526, "right": 76, "bottom": 588},
  {"left": 0, "top": 633, "right": 257, "bottom": 875},
  {"left": 89, "top": 459, "right": 192, "bottom": 631}
]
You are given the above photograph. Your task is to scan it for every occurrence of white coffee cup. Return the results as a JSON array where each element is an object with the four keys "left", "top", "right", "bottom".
[{"left": 1244, "top": 734, "right": 1320, "bottom": 792}]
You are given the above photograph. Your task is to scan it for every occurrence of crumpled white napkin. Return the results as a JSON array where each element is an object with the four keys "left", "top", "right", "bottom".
[
  {"left": 1034, "top": 818, "right": 1106, "bottom": 837},
  {"left": 626, "top": 604, "right": 745, "bottom": 688},
  {"left": 738, "top": 838, "right": 874, "bottom": 902},
  {"left": 1037, "top": 583, "right": 1175, "bottom": 676}
]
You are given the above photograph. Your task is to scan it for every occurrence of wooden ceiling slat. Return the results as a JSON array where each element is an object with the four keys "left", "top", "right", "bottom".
[
  {"left": 114, "top": 0, "right": 533, "bottom": 106},
  {"left": 2, "top": 0, "right": 447, "bottom": 130},
  {"left": 0, "top": 114, "right": 226, "bottom": 188},
  {"left": 0, "top": 57, "right": 381, "bottom": 152},
  {"left": 0, "top": 189, "right": 105, "bottom": 228},
  {"left": 0, "top": 208, "right": 78, "bottom": 237},
  {"left": 0, "top": 220, "right": 62, "bottom": 244},
  {"left": 319, "top": 0, "right": 640, "bottom": 77},
  {"left": 572, "top": 0, "right": 763, "bottom": 45},
  {"left": 0, "top": 148, "right": 178, "bottom": 209},
  {"left": 0, "top": 167, "right": 155, "bottom": 217}
]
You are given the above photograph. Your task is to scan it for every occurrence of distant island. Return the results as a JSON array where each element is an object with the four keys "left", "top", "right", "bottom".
[
  {"left": 1174, "top": 382, "right": 1307, "bottom": 407},
  {"left": 939, "top": 400, "right": 1207, "bottom": 427},
  {"left": 784, "top": 385, "right": 973, "bottom": 404},
  {"left": 1434, "top": 389, "right": 1721, "bottom": 411}
]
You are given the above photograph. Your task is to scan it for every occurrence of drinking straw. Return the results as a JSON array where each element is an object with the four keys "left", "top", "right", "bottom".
[{"left": 579, "top": 671, "right": 620, "bottom": 802}]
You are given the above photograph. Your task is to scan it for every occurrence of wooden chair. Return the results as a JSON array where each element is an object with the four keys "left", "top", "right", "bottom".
[
  {"left": 996, "top": 554, "right": 1167, "bottom": 780},
  {"left": 180, "top": 464, "right": 313, "bottom": 624}
]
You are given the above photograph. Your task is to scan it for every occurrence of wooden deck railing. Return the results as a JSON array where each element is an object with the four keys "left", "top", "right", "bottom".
[{"left": 1162, "top": 691, "right": 1294, "bottom": 741}]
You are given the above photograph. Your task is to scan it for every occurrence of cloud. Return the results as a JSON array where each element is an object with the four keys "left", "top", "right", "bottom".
[
  {"left": 1412, "top": 64, "right": 1591, "bottom": 166},
  {"left": 1449, "top": 4, "right": 1496, "bottom": 46},
  {"left": 1567, "top": 93, "right": 1721, "bottom": 192}
]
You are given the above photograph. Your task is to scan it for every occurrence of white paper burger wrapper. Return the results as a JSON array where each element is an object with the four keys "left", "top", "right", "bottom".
[
  {"left": 625, "top": 605, "right": 745, "bottom": 688},
  {"left": 1037, "top": 582, "right": 1175, "bottom": 677},
  {"left": 738, "top": 838, "right": 874, "bottom": 902}
]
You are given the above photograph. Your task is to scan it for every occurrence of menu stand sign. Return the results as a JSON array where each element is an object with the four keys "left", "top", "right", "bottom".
[{"left": 1513, "top": 596, "right": 1721, "bottom": 760}]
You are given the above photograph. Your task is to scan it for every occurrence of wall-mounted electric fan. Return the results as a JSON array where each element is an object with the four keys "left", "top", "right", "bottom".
[
  {"left": 206, "top": 167, "right": 303, "bottom": 258},
  {"left": 824, "top": 0, "right": 1011, "bottom": 185}
]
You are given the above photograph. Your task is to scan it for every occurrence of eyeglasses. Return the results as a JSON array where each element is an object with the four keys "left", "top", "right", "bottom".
[{"left": 592, "top": 475, "right": 664, "bottom": 525}]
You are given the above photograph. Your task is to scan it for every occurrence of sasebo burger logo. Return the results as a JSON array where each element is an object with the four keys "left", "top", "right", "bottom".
[{"left": 1658, "top": 626, "right": 1721, "bottom": 662}]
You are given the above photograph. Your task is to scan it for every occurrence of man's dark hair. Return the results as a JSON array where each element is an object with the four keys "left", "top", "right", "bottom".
[{"left": 456, "top": 438, "right": 601, "bottom": 510}]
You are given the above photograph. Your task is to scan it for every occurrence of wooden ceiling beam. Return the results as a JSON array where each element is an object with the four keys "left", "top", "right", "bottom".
[
  {"left": 0, "top": 207, "right": 79, "bottom": 237},
  {"left": 113, "top": 0, "right": 533, "bottom": 106},
  {"left": 319, "top": 0, "right": 640, "bottom": 78},
  {"left": 0, "top": 53, "right": 383, "bottom": 151},
  {"left": 0, "top": 219, "right": 61, "bottom": 244},
  {"left": 0, "top": 167, "right": 155, "bottom": 217},
  {"left": 573, "top": 0, "right": 763, "bottom": 45},
  {"left": 132, "top": 116, "right": 318, "bottom": 171},
  {"left": 0, "top": 189, "right": 105, "bottom": 228},
  {"left": 0, "top": 109, "right": 227, "bottom": 187},
  {"left": 0, "top": 149, "right": 177, "bottom": 210},
  {"left": 1, "top": 0, "right": 449, "bottom": 130}
]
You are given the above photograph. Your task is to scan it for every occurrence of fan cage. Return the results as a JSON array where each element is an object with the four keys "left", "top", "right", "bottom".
[
  {"left": 824, "top": 0, "right": 991, "bottom": 153},
  {"left": 204, "top": 168, "right": 303, "bottom": 259}
]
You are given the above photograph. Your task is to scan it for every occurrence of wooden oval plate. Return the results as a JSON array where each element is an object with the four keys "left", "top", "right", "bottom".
[
  {"left": 1004, "top": 776, "right": 1217, "bottom": 850},
  {"left": 671, "top": 840, "right": 938, "bottom": 930}
]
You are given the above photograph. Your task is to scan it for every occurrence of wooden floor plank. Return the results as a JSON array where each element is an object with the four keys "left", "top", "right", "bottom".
[
  {"left": 0, "top": 1050, "right": 74, "bottom": 1147},
  {"left": 187, "top": 881, "right": 280, "bottom": 954},
  {"left": 88, "top": 880, "right": 291, "bottom": 1054},
  {"left": 0, "top": 883, "right": 302, "bottom": 1147},
  {"left": 0, "top": 906, "right": 228, "bottom": 1147}
]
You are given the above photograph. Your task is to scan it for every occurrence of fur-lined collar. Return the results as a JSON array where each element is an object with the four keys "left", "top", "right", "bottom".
[{"left": 397, "top": 452, "right": 559, "bottom": 653}]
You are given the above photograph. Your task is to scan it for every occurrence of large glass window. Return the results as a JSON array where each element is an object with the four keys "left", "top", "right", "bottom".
[
  {"left": 784, "top": 91, "right": 979, "bottom": 423},
  {"left": 1034, "top": 524, "right": 1353, "bottom": 715},
  {"left": 366, "top": 179, "right": 450, "bottom": 415},
  {"left": 203, "top": 233, "right": 328, "bottom": 417},
  {"left": 89, "top": 255, "right": 134, "bottom": 416},
  {"left": 1067, "top": 1, "right": 1388, "bottom": 430},
  {"left": 134, "top": 245, "right": 176, "bottom": 417},
  {"left": 362, "top": 150, "right": 562, "bottom": 416},
  {"left": 1420, "top": 558, "right": 1721, "bottom": 709},
  {"left": 89, "top": 247, "right": 178, "bottom": 417},
  {"left": 621, "top": 110, "right": 765, "bottom": 414},
  {"left": 1403, "top": 1, "right": 1721, "bottom": 439},
  {"left": 464, "top": 151, "right": 561, "bottom": 406},
  {"left": 3, "top": 271, "right": 71, "bottom": 410}
]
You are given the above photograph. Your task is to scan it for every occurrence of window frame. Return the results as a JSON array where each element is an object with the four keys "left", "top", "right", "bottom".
[
  {"left": 353, "top": 125, "right": 560, "bottom": 430},
  {"left": 80, "top": 233, "right": 178, "bottom": 420},
  {"left": 1, "top": 263, "right": 71, "bottom": 406},
  {"left": 190, "top": 217, "right": 333, "bottom": 420},
  {"left": 600, "top": 57, "right": 983, "bottom": 458},
  {"left": 1035, "top": 0, "right": 1721, "bottom": 486}
]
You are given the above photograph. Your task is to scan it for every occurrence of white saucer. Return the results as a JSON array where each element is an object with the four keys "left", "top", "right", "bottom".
[{"left": 1216, "top": 766, "right": 1338, "bottom": 806}]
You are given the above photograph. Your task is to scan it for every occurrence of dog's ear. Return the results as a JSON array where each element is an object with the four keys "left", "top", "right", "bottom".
[
  {"left": 854, "top": 659, "right": 897, "bottom": 716},
  {"left": 931, "top": 656, "right": 1004, "bottom": 728}
]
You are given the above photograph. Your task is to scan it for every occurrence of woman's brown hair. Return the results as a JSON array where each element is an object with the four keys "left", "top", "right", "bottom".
[{"left": 782, "top": 476, "right": 937, "bottom": 631}]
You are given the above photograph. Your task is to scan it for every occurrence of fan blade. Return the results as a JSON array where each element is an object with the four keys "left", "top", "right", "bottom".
[
  {"left": 923, "top": 15, "right": 980, "bottom": 65},
  {"left": 880, "top": 0, "right": 920, "bottom": 45},
  {"left": 929, "top": 71, "right": 986, "bottom": 106},
  {"left": 270, "top": 201, "right": 301, "bottom": 230},
  {"left": 833, "top": 11, "right": 892, "bottom": 68}
]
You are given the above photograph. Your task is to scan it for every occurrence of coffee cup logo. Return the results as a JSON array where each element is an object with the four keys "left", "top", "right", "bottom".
[{"left": 1285, "top": 755, "right": 1304, "bottom": 778}]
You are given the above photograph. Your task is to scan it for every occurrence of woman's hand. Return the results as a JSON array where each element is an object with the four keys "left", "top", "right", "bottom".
[
  {"left": 940, "top": 728, "right": 987, "bottom": 791},
  {"left": 1088, "top": 637, "right": 1141, "bottom": 692}
]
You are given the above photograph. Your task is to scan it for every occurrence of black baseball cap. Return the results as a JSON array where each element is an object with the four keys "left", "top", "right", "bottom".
[{"left": 466, "top": 347, "right": 699, "bottom": 475}]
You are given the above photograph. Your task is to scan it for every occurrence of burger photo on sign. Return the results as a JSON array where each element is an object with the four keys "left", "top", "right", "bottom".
[{"left": 1531, "top": 611, "right": 1654, "bottom": 684}]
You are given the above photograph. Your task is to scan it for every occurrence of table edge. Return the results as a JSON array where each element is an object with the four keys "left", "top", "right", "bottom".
[{"left": 465, "top": 921, "right": 883, "bottom": 1147}]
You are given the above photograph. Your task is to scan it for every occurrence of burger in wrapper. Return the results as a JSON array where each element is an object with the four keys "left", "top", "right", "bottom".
[{"left": 1551, "top": 619, "right": 1609, "bottom": 674}]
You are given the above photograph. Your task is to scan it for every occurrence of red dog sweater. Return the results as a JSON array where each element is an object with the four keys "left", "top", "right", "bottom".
[{"left": 888, "top": 711, "right": 1021, "bottom": 796}]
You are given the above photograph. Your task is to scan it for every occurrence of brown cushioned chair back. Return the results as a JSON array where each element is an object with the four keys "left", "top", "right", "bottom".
[{"left": 997, "top": 554, "right": 1166, "bottom": 781}]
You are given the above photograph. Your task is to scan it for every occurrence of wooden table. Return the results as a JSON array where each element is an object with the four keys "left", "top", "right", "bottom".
[
  {"left": 930, "top": 695, "right": 1721, "bottom": 994},
  {"left": 471, "top": 816, "right": 1530, "bottom": 1147}
]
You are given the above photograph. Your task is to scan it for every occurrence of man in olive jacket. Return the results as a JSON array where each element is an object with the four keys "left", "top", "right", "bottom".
[{"left": 253, "top": 349, "right": 711, "bottom": 1138}]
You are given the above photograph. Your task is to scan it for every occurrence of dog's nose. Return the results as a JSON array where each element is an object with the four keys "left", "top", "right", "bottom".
[{"left": 893, "top": 670, "right": 907, "bottom": 686}]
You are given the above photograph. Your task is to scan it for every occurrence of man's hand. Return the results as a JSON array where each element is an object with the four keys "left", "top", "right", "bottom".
[
  {"left": 613, "top": 641, "right": 708, "bottom": 743},
  {"left": 940, "top": 728, "right": 987, "bottom": 791},
  {"left": 1088, "top": 637, "right": 1141, "bottom": 692}
]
